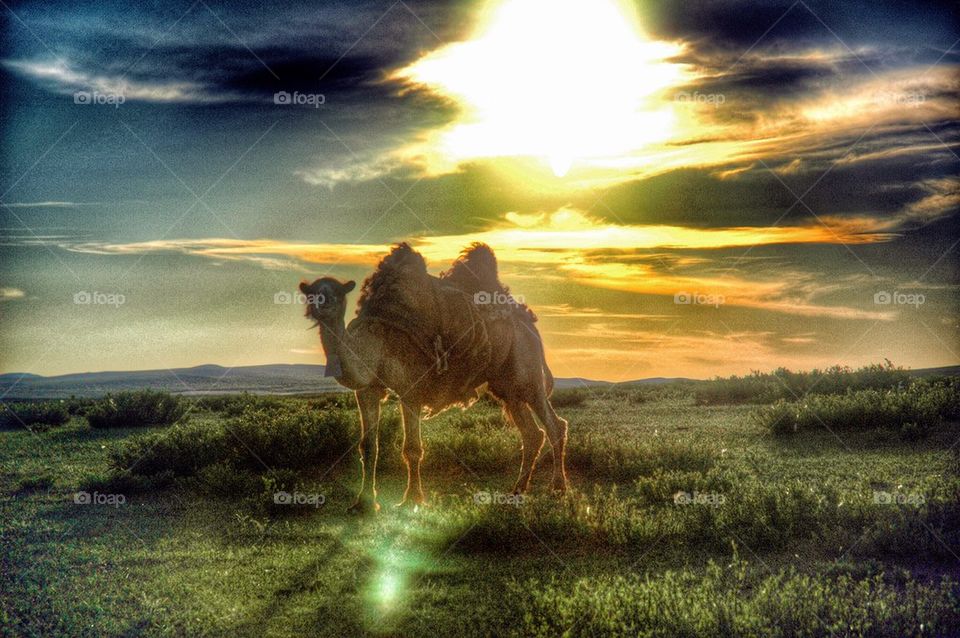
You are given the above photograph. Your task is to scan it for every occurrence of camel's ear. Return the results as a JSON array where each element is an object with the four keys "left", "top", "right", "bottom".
[
  {"left": 342, "top": 280, "right": 356, "bottom": 293},
  {"left": 299, "top": 281, "right": 311, "bottom": 294}
]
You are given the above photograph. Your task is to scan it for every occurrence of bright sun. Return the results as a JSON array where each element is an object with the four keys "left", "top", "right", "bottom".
[{"left": 393, "top": 0, "right": 688, "bottom": 177}]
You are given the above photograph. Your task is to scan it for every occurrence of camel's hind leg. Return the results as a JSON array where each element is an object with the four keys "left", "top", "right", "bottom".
[
  {"left": 398, "top": 400, "right": 426, "bottom": 507},
  {"left": 504, "top": 400, "right": 545, "bottom": 494},
  {"left": 349, "top": 386, "right": 386, "bottom": 514},
  {"left": 530, "top": 393, "right": 569, "bottom": 492}
]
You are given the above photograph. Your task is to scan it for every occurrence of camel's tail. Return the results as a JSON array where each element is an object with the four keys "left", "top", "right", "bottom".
[{"left": 538, "top": 332, "right": 555, "bottom": 396}]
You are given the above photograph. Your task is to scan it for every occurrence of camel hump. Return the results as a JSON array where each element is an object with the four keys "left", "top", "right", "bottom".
[
  {"left": 379, "top": 242, "right": 428, "bottom": 277},
  {"left": 357, "top": 243, "right": 429, "bottom": 314},
  {"left": 440, "top": 242, "right": 502, "bottom": 293}
]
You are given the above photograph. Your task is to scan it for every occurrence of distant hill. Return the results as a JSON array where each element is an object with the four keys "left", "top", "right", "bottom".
[
  {"left": 0, "top": 364, "right": 638, "bottom": 399},
  {"left": 0, "top": 364, "right": 343, "bottom": 398},
  {"left": 0, "top": 364, "right": 955, "bottom": 399}
]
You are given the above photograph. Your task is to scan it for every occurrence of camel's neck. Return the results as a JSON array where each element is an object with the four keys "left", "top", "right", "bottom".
[{"left": 317, "top": 315, "right": 356, "bottom": 387}]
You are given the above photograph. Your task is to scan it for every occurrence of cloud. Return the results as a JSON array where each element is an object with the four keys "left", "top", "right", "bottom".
[
  {"left": 4, "top": 59, "right": 229, "bottom": 103},
  {"left": 56, "top": 208, "right": 903, "bottom": 321},
  {"left": 0, "top": 287, "right": 26, "bottom": 301},
  {"left": 2, "top": 201, "right": 90, "bottom": 208},
  {"left": 63, "top": 237, "right": 385, "bottom": 270},
  {"left": 537, "top": 304, "right": 674, "bottom": 320},
  {"left": 296, "top": 155, "right": 412, "bottom": 189},
  {"left": 899, "top": 177, "right": 960, "bottom": 226}
]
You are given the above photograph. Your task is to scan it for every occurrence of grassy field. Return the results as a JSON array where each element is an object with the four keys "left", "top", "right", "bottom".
[{"left": 2, "top": 378, "right": 959, "bottom": 637}]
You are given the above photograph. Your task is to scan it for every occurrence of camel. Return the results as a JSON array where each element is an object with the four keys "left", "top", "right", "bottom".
[{"left": 300, "top": 242, "right": 568, "bottom": 512}]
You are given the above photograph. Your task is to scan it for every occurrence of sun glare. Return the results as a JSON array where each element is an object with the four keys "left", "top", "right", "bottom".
[{"left": 393, "top": 0, "right": 688, "bottom": 176}]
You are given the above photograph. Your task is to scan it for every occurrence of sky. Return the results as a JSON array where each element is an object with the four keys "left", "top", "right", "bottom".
[{"left": 0, "top": 0, "right": 958, "bottom": 381}]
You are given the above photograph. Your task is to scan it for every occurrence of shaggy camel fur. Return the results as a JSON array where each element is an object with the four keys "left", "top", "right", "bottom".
[{"left": 300, "top": 242, "right": 568, "bottom": 512}]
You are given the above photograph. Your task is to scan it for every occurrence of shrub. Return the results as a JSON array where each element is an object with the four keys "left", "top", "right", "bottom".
[
  {"left": 86, "top": 390, "right": 187, "bottom": 428},
  {"left": 757, "top": 378, "right": 960, "bottom": 436},
  {"left": 551, "top": 388, "right": 589, "bottom": 408},
  {"left": 695, "top": 361, "right": 911, "bottom": 406},
  {"left": 192, "top": 394, "right": 241, "bottom": 413},
  {"left": 110, "top": 403, "right": 355, "bottom": 480},
  {"left": 0, "top": 401, "right": 70, "bottom": 431},
  {"left": 65, "top": 396, "right": 96, "bottom": 416}
]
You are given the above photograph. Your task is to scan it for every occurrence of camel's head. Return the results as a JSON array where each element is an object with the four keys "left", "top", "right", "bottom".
[{"left": 299, "top": 277, "right": 355, "bottom": 326}]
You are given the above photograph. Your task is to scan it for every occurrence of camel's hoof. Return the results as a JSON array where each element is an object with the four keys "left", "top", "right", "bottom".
[{"left": 347, "top": 498, "right": 380, "bottom": 515}]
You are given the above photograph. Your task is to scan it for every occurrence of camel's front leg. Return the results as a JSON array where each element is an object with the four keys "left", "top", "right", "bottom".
[
  {"left": 398, "top": 400, "right": 426, "bottom": 507},
  {"left": 349, "top": 386, "right": 386, "bottom": 514}
]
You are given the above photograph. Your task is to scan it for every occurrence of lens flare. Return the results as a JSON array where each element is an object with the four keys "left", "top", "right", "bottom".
[{"left": 392, "top": 0, "right": 688, "bottom": 177}]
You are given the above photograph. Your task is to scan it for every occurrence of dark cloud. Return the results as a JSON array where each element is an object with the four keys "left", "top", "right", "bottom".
[{"left": 640, "top": 0, "right": 959, "bottom": 54}]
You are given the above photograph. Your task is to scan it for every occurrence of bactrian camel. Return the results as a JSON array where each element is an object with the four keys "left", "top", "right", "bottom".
[{"left": 300, "top": 242, "right": 568, "bottom": 512}]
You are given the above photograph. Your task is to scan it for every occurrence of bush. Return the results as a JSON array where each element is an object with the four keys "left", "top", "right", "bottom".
[
  {"left": 65, "top": 396, "right": 96, "bottom": 416},
  {"left": 695, "top": 361, "right": 911, "bottom": 406},
  {"left": 110, "top": 403, "right": 355, "bottom": 480},
  {"left": 86, "top": 390, "right": 187, "bottom": 429},
  {"left": 0, "top": 401, "right": 70, "bottom": 431},
  {"left": 757, "top": 378, "right": 960, "bottom": 436},
  {"left": 551, "top": 388, "right": 589, "bottom": 408},
  {"left": 514, "top": 558, "right": 960, "bottom": 637}
]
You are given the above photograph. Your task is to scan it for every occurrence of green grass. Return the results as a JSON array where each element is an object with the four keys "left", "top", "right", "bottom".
[
  {"left": 516, "top": 558, "right": 960, "bottom": 637},
  {"left": 2, "top": 382, "right": 958, "bottom": 637}
]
